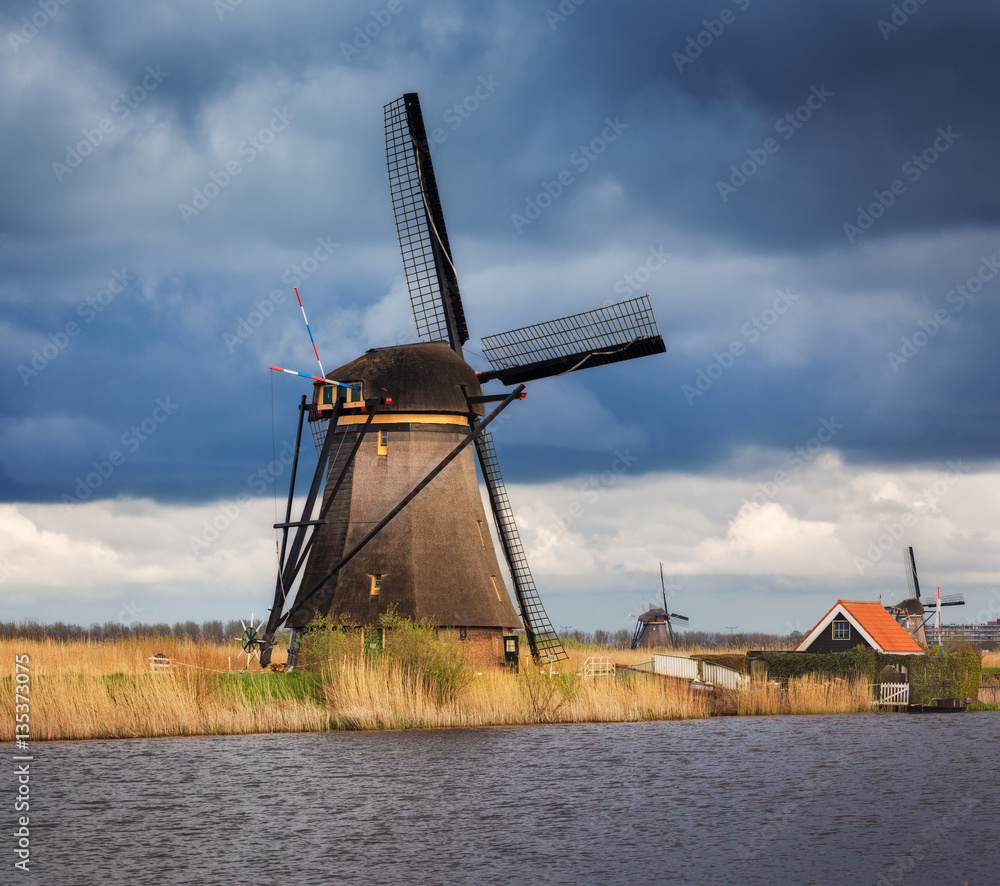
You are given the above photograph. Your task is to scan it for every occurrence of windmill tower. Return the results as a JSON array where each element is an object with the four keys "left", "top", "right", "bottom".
[
  {"left": 630, "top": 563, "right": 689, "bottom": 649},
  {"left": 259, "top": 93, "right": 666, "bottom": 668}
]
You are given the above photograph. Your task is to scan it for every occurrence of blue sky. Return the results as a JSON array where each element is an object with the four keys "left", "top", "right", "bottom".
[{"left": 2, "top": 0, "right": 999, "bottom": 633}]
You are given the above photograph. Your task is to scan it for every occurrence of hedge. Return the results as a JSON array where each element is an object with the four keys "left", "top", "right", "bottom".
[
  {"left": 749, "top": 647, "right": 981, "bottom": 704},
  {"left": 692, "top": 653, "right": 749, "bottom": 674}
]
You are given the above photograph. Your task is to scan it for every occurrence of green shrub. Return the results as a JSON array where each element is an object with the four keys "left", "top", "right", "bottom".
[
  {"left": 752, "top": 647, "right": 981, "bottom": 703},
  {"left": 520, "top": 665, "right": 580, "bottom": 723},
  {"left": 378, "top": 611, "right": 473, "bottom": 705},
  {"left": 297, "top": 612, "right": 361, "bottom": 674}
]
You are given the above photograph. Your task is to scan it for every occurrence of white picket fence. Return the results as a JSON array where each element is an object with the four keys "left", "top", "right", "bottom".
[
  {"left": 879, "top": 682, "right": 909, "bottom": 705},
  {"left": 652, "top": 653, "right": 700, "bottom": 681},
  {"left": 701, "top": 661, "right": 749, "bottom": 690}
]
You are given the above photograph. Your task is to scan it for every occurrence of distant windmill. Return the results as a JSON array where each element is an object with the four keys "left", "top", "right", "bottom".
[
  {"left": 630, "top": 563, "right": 689, "bottom": 649},
  {"left": 886, "top": 546, "right": 964, "bottom": 648}
]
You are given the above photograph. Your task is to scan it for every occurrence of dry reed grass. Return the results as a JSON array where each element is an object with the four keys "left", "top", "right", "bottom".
[
  {"left": 2, "top": 637, "right": 305, "bottom": 741},
  {"left": 2, "top": 637, "right": 875, "bottom": 740},
  {"left": 980, "top": 650, "right": 1000, "bottom": 668},
  {"left": 321, "top": 657, "right": 711, "bottom": 729},
  {"left": 1, "top": 637, "right": 286, "bottom": 677},
  {"left": 17, "top": 673, "right": 326, "bottom": 741},
  {"left": 734, "top": 674, "right": 874, "bottom": 716}
]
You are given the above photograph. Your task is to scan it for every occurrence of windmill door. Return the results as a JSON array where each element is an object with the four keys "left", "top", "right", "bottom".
[
  {"left": 363, "top": 627, "right": 384, "bottom": 654},
  {"left": 504, "top": 635, "right": 519, "bottom": 671}
]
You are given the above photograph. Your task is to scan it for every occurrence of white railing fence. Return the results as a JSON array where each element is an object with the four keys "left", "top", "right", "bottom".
[
  {"left": 583, "top": 657, "right": 616, "bottom": 678},
  {"left": 652, "top": 653, "right": 700, "bottom": 681},
  {"left": 701, "top": 662, "right": 749, "bottom": 689}
]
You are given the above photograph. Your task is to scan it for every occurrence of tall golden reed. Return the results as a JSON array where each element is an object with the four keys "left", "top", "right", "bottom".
[
  {"left": 3, "top": 637, "right": 897, "bottom": 740},
  {"left": 320, "top": 656, "right": 711, "bottom": 730},
  {"left": 735, "top": 674, "right": 874, "bottom": 716}
]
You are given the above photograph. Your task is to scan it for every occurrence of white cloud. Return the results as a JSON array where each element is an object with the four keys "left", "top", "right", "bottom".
[
  {"left": 504, "top": 453, "right": 1000, "bottom": 628},
  {"left": 0, "top": 498, "right": 278, "bottom": 623},
  {"left": 2, "top": 453, "right": 999, "bottom": 633}
]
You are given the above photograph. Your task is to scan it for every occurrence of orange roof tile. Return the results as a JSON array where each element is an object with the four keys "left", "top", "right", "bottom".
[{"left": 838, "top": 600, "right": 924, "bottom": 653}]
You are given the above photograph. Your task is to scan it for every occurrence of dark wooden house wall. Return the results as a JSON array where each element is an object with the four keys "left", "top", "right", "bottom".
[{"left": 802, "top": 619, "right": 873, "bottom": 654}]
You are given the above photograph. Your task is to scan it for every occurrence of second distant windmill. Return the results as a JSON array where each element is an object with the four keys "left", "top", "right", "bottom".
[{"left": 630, "top": 563, "right": 689, "bottom": 649}]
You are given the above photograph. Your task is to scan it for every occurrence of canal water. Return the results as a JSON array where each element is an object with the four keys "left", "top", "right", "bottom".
[{"left": 9, "top": 713, "right": 996, "bottom": 885}]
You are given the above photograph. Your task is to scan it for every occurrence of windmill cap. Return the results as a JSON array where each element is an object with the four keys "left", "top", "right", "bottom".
[{"left": 327, "top": 342, "right": 486, "bottom": 416}]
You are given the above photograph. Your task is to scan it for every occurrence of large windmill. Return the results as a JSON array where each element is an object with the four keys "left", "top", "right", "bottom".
[
  {"left": 630, "top": 563, "right": 689, "bottom": 649},
  {"left": 258, "top": 93, "right": 666, "bottom": 668}
]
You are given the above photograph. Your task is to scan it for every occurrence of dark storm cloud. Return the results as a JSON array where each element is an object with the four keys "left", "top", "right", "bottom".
[
  {"left": 480, "top": 0, "right": 1000, "bottom": 249},
  {"left": 1, "top": 0, "right": 998, "bottom": 502}
]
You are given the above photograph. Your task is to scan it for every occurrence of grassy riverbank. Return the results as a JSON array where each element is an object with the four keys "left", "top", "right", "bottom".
[{"left": 1, "top": 635, "right": 893, "bottom": 741}]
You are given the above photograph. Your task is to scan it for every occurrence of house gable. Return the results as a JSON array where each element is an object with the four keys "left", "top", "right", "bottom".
[{"left": 796, "top": 600, "right": 925, "bottom": 655}]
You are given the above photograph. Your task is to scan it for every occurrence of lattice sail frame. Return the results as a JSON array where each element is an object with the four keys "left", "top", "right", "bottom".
[
  {"left": 478, "top": 295, "right": 665, "bottom": 384},
  {"left": 475, "top": 428, "right": 568, "bottom": 663},
  {"left": 384, "top": 94, "right": 468, "bottom": 351}
]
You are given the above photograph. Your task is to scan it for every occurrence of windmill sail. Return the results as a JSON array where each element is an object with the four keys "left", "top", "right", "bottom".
[
  {"left": 474, "top": 429, "right": 568, "bottom": 663},
  {"left": 478, "top": 295, "right": 666, "bottom": 385},
  {"left": 659, "top": 563, "right": 675, "bottom": 646},
  {"left": 385, "top": 93, "right": 468, "bottom": 352},
  {"left": 904, "top": 546, "right": 921, "bottom": 599},
  {"left": 386, "top": 92, "right": 567, "bottom": 663}
]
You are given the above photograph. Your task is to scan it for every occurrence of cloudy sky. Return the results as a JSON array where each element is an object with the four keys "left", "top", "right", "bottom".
[{"left": 2, "top": 0, "right": 999, "bottom": 634}]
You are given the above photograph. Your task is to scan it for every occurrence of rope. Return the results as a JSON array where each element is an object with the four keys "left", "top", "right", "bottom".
[
  {"left": 410, "top": 132, "right": 460, "bottom": 282},
  {"left": 149, "top": 658, "right": 229, "bottom": 673},
  {"left": 557, "top": 337, "right": 641, "bottom": 377},
  {"left": 148, "top": 658, "right": 278, "bottom": 675}
]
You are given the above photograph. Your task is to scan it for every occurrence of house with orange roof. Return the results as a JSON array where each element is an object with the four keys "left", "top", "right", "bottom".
[{"left": 795, "top": 600, "right": 926, "bottom": 655}]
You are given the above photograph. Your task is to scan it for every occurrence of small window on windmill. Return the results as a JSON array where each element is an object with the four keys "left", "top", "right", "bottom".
[
  {"left": 314, "top": 382, "right": 363, "bottom": 416},
  {"left": 370, "top": 574, "right": 383, "bottom": 597},
  {"left": 338, "top": 382, "right": 364, "bottom": 411},
  {"left": 377, "top": 429, "right": 388, "bottom": 456},
  {"left": 312, "top": 383, "right": 334, "bottom": 417},
  {"left": 833, "top": 619, "right": 850, "bottom": 640}
]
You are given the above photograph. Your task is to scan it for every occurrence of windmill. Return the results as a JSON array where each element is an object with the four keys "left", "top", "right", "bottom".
[
  {"left": 886, "top": 546, "right": 964, "bottom": 649},
  {"left": 630, "top": 563, "right": 689, "bottom": 649},
  {"left": 257, "top": 93, "right": 666, "bottom": 668},
  {"left": 236, "top": 614, "right": 265, "bottom": 668}
]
